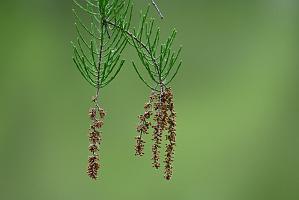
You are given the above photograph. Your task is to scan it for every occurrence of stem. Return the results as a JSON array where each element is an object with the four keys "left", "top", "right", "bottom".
[{"left": 95, "top": 19, "right": 105, "bottom": 110}]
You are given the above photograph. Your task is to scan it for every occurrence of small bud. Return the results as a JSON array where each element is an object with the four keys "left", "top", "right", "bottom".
[
  {"left": 89, "top": 144, "right": 99, "bottom": 153},
  {"left": 135, "top": 136, "right": 145, "bottom": 156},
  {"left": 144, "top": 111, "right": 152, "bottom": 119},
  {"left": 99, "top": 108, "right": 106, "bottom": 118},
  {"left": 94, "top": 120, "right": 104, "bottom": 128},
  {"left": 144, "top": 102, "right": 152, "bottom": 110},
  {"left": 87, "top": 155, "right": 100, "bottom": 180},
  {"left": 89, "top": 108, "right": 97, "bottom": 119}
]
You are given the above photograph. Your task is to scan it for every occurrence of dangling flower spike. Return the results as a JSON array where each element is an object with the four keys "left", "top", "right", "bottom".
[
  {"left": 134, "top": 91, "right": 156, "bottom": 156},
  {"left": 87, "top": 97, "right": 106, "bottom": 180},
  {"left": 164, "top": 87, "right": 177, "bottom": 180}
]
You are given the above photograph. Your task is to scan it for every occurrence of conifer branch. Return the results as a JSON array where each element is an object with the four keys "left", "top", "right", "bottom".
[{"left": 71, "top": 0, "right": 182, "bottom": 181}]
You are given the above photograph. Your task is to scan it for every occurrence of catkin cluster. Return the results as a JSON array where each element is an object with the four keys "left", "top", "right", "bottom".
[{"left": 134, "top": 87, "right": 177, "bottom": 180}]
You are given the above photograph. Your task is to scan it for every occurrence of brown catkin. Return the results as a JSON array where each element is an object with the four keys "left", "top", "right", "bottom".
[
  {"left": 87, "top": 98, "right": 106, "bottom": 180},
  {"left": 87, "top": 155, "right": 100, "bottom": 179},
  {"left": 151, "top": 123, "right": 162, "bottom": 168},
  {"left": 134, "top": 91, "right": 155, "bottom": 156},
  {"left": 164, "top": 88, "right": 177, "bottom": 180},
  {"left": 135, "top": 135, "right": 146, "bottom": 156},
  {"left": 151, "top": 88, "right": 169, "bottom": 169}
]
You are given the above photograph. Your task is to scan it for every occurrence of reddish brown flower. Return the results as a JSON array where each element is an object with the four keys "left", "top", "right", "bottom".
[
  {"left": 94, "top": 120, "right": 104, "bottom": 128},
  {"left": 163, "top": 87, "right": 177, "bottom": 180},
  {"left": 134, "top": 91, "right": 156, "bottom": 156},
  {"left": 144, "top": 102, "right": 152, "bottom": 110},
  {"left": 89, "top": 144, "right": 99, "bottom": 153},
  {"left": 135, "top": 135, "right": 146, "bottom": 156},
  {"left": 87, "top": 155, "right": 100, "bottom": 180},
  {"left": 99, "top": 108, "right": 106, "bottom": 118},
  {"left": 88, "top": 108, "right": 97, "bottom": 119}
]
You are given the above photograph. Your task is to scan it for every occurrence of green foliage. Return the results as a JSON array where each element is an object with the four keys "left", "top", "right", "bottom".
[
  {"left": 130, "top": 7, "right": 182, "bottom": 90},
  {"left": 72, "top": 0, "right": 132, "bottom": 88},
  {"left": 72, "top": 0, "right": 182, "bottom": 90}
]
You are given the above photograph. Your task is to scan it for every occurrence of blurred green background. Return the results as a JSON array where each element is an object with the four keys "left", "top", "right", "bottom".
[{"left": 0, "top": 0, "right": 298, "bottom": 200}]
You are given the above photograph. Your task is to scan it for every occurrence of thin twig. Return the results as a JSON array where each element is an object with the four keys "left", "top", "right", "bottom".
[
  {"left": 94, "top": 20, "right": 105, "bottom": 110},
  {"left": 150, "top": 0, "right": 164, "bottom": 19}
]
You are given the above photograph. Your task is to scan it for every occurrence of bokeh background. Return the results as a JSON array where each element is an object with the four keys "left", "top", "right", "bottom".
[{"left": 0, "top": 0, "right": 298, "bottom": 200}]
